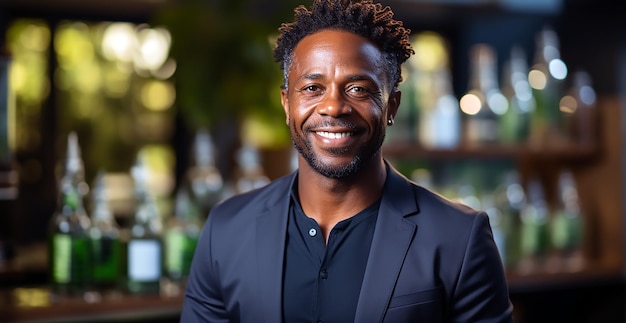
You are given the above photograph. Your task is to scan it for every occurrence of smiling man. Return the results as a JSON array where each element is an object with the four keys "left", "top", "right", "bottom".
[{"left": 181, "top": 1, "right": 514, "bottom": 322}]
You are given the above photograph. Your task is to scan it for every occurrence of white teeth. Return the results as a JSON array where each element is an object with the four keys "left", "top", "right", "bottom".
[{"left": 317, "top": 131, "right": 353, "bottom": 139}]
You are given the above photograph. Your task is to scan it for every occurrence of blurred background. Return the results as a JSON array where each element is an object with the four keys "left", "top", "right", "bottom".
[{"left": 0, "top": 0, "right": 625, "bottom": 322}]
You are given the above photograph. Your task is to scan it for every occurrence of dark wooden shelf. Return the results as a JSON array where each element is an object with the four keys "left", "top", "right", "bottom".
[
  {"left": 0, "top": 288, "right": 183, "bottom": 323},
  {"left": 506, "top": 263, "right": 624, "bottom": 294},
  {"left": 382, "top": 141, "right": 600, "bottom": 163}
]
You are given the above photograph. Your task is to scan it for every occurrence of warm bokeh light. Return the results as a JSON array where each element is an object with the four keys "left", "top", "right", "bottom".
[
  {"left": 559, "top": 95, "right": 577, "bottom": 114},
  {"left": 7, "top": 20, "right": 50, "bottom": 153},
  {"left": 101, "top": 22, "right": 138, "bottom": 63},
  {"left": 140, "top": 80, "right": 176, "bottom": 112},
  {"left": 460, "top": 93, "right": 482, "bottom": 115},
  {"left": 134, "top": 27, "right": 171, "bottom": 72},
  {"left": 137, "top": 144, "right": 176, "bottom": 198},
  {"left": 528, "top": 69, "right": 547, "bottom": 90},
  {"left": 55, "top": 22, "right": 96, "bottom": 70},
  {"left": 410, "top": 32, "right": 449, "bottom": 72}
]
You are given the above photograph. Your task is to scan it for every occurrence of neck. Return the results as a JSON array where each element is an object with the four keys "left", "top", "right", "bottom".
[{"left": 296, "top": 157, "right": 387, "bottom": 242}]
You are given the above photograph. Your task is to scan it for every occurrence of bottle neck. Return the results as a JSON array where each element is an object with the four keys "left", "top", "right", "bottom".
[
  {"left": 57, "top": 173, "right": 88, "bottom": 217},
  {"left": 469, "top": 45, "right": 498, "bottom": 94}
]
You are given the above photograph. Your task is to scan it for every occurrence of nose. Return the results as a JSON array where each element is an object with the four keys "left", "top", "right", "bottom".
[{"left": 316, "top": 87, "right": 352, "bottom": 117}]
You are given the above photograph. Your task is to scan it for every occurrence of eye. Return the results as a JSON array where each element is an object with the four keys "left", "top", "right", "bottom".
[
  {"left": 347, "top": 85, "right": 371, "bottom": 98},
  {"left": 348, "top": 86, "right": 366, "bottom": 93},
  {"left": 302, "top": 85, "right": 320, "bottom": 92}
]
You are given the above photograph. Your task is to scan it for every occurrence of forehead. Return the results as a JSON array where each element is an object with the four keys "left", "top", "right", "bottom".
[{"left": 290, "top": 29, "right": 385, "bottom": 76}]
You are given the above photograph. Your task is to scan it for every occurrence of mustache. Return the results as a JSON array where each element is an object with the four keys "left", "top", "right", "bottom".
[{"left": 303, "top": 119, "right": 362, "bottom": 132}]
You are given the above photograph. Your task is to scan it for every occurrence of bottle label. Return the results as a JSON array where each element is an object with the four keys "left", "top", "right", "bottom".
[
  {"left": 166, "top": 231, "right": 185, "bottom": 274},
  {"left": 52, "top": 234, "right": 71, "bottom": 283},
  {"left": 128, "top": 239, "right": 161, "bottom": 282},
  {"left": 165, "top": 231, "right": 199, "bottom": 278}
]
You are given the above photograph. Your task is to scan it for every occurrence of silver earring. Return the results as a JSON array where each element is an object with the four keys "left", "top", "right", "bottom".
[{"left": 387, "top": 118, "right": 394, "bottom": 126}]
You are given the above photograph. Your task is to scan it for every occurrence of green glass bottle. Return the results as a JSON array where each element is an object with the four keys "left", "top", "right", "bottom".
[
  {"left": 549, "top": 170, "right": 585, "bottom": 271},
  {"left": 500, "top": 46, "right": 535, "bottom": 144},
  {"left": 123, "top": 152, "right": 163, "bottom": 294},
  {"left": 48, "top": 132, "right": 91, "bottom": 297},
  {"left": 519, "top": 178, "right": 550, "bottom": 273},
  {"left": 528, "top": 27, "right": 568, "bottom": 146},
  {"left": 88, "top": 170, "right": 121, "bottom": 295},
  {"left": 164, "top": 186, "right": 202, "bottom": 284},
  {"left": 494, "top": 171, "right": 526, "bottom": 271}
]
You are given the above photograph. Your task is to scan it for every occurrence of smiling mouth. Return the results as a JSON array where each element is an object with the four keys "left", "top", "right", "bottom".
[{"left": 316, "top": 131, "right": 354, "bottom": 139}]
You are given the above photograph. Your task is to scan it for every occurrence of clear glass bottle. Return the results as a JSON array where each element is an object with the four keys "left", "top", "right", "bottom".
[
  {"left": 460, "top": 44, "right": 508, "bottom": 146},
  {"left": 88, "top": 170, "right": 121, "bottom": 295},
  {"left": 500, "top": 46, "right": 535, "bottom": 144},
  {"left": 560, "top": 70, "right": 597, "bottom": 146},
  {"left": 528, "top": 26, "right": 568, "bottom": 146},
  {"left": 235, "top": 144, "right": 270, "bottom": 194},
  {"left": 48, "top": 132, "right": 91, "bottom": 297},
  {"left": 423, "top": 68, "right": 460, "bottom": 149},
  {"left": 123, "top": 152, "right": 163, "bottom": 294},
  {"left": 164, "top": 185, "right": 202, "bottom": 285},
  {"left": 186, "top": 128, "right": 224, "bottom": 217}
]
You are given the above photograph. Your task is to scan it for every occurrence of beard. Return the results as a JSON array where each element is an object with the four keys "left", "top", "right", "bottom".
[{"left": 290, "top": 118, "right": 386, "bottom": 179}]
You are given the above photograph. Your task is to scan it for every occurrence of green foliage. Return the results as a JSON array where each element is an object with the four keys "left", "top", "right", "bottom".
[{"left": 152, "top": 0, "right": 300, "bottom": 134}]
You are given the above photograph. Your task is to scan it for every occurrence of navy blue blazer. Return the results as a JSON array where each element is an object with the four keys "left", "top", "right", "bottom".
[{"left": 181, "top": 164, "right": 514, "bottom": 322}]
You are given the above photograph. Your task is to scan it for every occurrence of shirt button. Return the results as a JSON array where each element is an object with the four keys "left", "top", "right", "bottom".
[
  {"left": 320, "top": 270, "right": 328, "bottom": 279},
  {"left": 308, "top": 228, "right": 317, "bottom": 237}
]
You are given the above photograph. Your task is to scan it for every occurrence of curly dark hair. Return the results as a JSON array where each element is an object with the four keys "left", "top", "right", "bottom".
[{"left": 274, "top": 0, "right": 414, "bottom": 91}]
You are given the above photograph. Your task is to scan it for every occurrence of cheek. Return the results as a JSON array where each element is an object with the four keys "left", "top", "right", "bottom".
[{"left": 289, "top": 98, "right": 317, "bottom": 122}]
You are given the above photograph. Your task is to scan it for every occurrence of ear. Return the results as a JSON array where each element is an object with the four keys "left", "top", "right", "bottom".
[
  {"left": 388, "top": 89, "right": 401, "bottom": 122},
  {"left": 281, "top": 88, "right": 289, "bottom": 125}
]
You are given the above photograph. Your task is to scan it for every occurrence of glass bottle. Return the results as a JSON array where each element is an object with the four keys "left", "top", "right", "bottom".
[
  {"left": 560, "top": 70, "right": 597, "bottom": 146},
  {"left": 164, "top": 185, "right": 202, "bottom": 285},
  {"left": 528, "top": 26, "right": 568, "bottom": 146},
  {"left": 500, "top": 46, "right": 535, "bottom": 144},
  {"left": 88, "top": 170, "right": 121, "bottom": 295},
  {"left": 494, "top": 171, "right": 526, "bottom": 270},
  {"left": 482, "top": 193, "right": 506, "bottom": 265},
  {"left": 549, "top": 170, "right": 584, "bottom": 272},
  {"left": 519, "top": 177, "right": 550, "bottom": 274},
  {"left": 186, "top": 128, "right": 224, "bottom": 218},
  {"left": 460, "top": 44, "right": 508, "bottom": 146},
  {"left": 124, "top": 152, "right": 163, "bottom": 294},
  {"left": 48, "top": 132, "right": 91, "bottom": 297},
  {"left": 423, "top": 68, "right": 461, "bottom": 149},
  {"left": 235, "top": 144, "right": 270, "bottom": 194}
]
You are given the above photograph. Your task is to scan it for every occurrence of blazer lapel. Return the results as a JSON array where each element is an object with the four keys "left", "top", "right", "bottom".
[
  {"left": 254, "top": 174, "right": 293, "bottom": 323},
  {"left": 354, "top": 165, "right": 419, "bottom": 323}
]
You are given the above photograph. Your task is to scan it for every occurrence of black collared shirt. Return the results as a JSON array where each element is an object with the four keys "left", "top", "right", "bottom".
[{"left": 282, "top": 185, "right": 380, "bottom": 323}]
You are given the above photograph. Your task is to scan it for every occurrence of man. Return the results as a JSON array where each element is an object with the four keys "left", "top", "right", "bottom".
[{"left": 181, "top": 0, "right": 514, "bottom": 322}]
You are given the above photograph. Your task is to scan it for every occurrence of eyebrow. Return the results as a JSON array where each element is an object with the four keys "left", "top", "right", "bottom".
[
  {"left": 347, "top": 74, "right": 373, "bottom": 82},
  {"left": 301, "top": 73, "right": 373, "bottom": 82},
  {"left": 303, "top": 73, "right": 322, "bottom": 80}
]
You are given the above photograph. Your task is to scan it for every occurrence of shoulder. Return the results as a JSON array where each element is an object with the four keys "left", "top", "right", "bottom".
[
  {"left": 386, "top": 165, "right": 483, "bottom": 225},
  {"left": 207, "top": 172, "right": 294, "bottom": 223}
]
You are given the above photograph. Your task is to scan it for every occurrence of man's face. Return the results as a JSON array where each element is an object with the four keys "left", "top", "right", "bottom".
[{"left": 281, "top": 29, "right": 399, "bottom": 179}]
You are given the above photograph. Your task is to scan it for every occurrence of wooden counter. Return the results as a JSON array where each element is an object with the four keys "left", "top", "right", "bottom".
[{"left": 0, "top": 288, "right": 183, "bottom": 323}]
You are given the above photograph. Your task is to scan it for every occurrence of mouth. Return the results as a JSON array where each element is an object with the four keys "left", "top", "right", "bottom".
[{"left": 315, "top": 131, "right": 355, "bottom": 139}]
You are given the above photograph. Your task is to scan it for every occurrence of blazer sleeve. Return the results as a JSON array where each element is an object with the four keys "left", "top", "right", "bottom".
[
  {"left": 450, "top": 212, "right": 514, "bottom": 322},
  {"left": 180, "top": 213, "right": 230, "bottom": 323}
]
